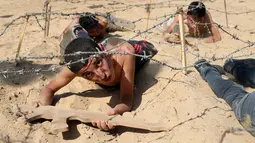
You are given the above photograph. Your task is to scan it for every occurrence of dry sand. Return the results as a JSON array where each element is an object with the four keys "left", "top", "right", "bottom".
[{"left": 0, "top": 0, "right": 255, "bottom": 142}]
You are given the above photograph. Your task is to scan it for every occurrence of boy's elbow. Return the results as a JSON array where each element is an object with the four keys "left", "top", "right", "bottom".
[{"left": 213, "top": 35, "right": 222, "bottom": 43}]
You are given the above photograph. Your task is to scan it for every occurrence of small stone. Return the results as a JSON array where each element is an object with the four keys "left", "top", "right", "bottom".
[
  {"left": 14, "top": 93, "right": 18, "bottom": 98},
  {"left": 226, "top": 113, "right": 232, "bottom": 118},
  {"left": 40, "top": 76, "right": 47, "bottom": 81},
  {"left": 9, "top": 96, "right": 12, "bottom": 100}
]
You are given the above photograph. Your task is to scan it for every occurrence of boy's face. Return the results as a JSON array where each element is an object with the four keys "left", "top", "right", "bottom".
[
  {"left": 186, "top": 15, "right": 203, "bottom": 29},
  {"left": 78, "top": 55, "right": 115, "bottom": 84},
  {"left": 87, "top": 24, "right": 101, "bottom": 37}
]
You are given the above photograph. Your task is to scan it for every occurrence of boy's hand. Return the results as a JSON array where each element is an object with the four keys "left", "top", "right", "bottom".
[{"left": 91, "top": 109, "right": 117, "bottom": 131}]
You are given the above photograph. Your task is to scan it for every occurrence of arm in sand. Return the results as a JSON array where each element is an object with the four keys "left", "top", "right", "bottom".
[
  {"left": 203, "top": 11, "right": 221, "bottom": 43},
  {"left": 38, "top": 67, "right": 76, "bottom": 105},
  {"left": 92, "top": 41, "right": 135, "bottom": 131},
  {"left": 166, "top": 15, "right": 179, "bottom": 34},
  {"left": 112, "top": 43, "right": 135, "bottom": 115}
]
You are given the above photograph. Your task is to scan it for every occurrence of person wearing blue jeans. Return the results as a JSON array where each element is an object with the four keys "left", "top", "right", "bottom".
[{"left": 194, "top": 59, "right": 255, "bottom": 136}]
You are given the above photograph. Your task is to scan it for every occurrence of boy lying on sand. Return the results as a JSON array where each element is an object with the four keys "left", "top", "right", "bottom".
[
  {"left": 60, "top": 12, "right": 135, "bottom": 47},
  {"left": 161, "top": 1, "right": 221, "bottom": 43},
  {"left": 37, "top": 37, "right": 157, "bottom": 131}
]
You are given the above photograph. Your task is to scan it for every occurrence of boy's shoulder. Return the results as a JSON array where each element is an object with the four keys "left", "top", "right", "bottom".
[
  {"left": 101, "top": 38, "right": 135, "bottom": 59},
  {"left": 101, "top": 37, "right": 128, "bottom": 50}
]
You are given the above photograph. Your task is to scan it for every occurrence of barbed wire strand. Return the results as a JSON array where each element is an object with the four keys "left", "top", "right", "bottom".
[
  {"left": 1, "top": 4, "right": 254, "bottom": 76},
  {"left": 1, "top": 0, "right": 255, "bottom": 37}
]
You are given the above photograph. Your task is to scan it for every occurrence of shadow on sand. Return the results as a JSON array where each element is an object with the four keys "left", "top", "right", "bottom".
[{"left": 0, "top": 60, "right": 60, "bottom": 86}]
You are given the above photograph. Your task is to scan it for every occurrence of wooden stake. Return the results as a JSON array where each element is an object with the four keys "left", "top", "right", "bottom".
[
  {"left": 178, "top": 7, "right": 187, "bottom": 74},
  {"left": 44, "top": 2, "right": 49, "bottom": 37},
  {"left": 46, "top": 6, "right": 51, "bottom": 36},
  {"left": 15, "top": 16, "right": 29, "bottom": 64},
  {"left": 223, "top": 0, "right": 229, "bottom": 28},
  {"left": 146, "top": 0, "right": 152, "bottom": 30}
]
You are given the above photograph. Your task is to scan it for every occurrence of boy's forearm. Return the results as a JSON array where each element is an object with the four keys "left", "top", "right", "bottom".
[
  {"left": 39, "top": 87, "right": 55, "bottom": 105},
  {"left": 206, "top": 22, "right": 221, "bottom": 43},
  {"left": 167, "top": 15, "right": 179, "bottom": 33},
  {"left": 167, "top": 23, "right": 177, "bottom": 33}
]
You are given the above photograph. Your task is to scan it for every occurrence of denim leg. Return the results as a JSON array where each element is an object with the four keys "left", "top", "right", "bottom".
[
  {"left": 200, "top": 66, "right": 255, "bottom": 135},
  {"left": 200, "top": 67, "right": 248, "bottom": 106}
]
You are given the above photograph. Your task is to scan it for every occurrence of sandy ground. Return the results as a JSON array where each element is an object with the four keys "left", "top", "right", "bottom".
[{"left": 0, "top": 0, "right": 255, "bottom": 142}]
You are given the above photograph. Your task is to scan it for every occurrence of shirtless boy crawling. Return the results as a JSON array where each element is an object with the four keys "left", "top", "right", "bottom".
[
  {"left": 37, "top": 37, "right": 157, "bottom": 130},
  {"left": 164, "top": 1, "right": 221, "bottom": 43}
]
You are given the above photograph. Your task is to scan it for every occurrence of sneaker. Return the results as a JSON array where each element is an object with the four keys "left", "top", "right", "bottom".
[{"left": 194, "top": 59, "right": 225, "bottom": 74}]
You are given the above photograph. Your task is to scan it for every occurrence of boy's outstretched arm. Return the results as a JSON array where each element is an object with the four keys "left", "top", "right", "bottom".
[
  {"left": 118, "top": 54, "right": 135, "bottom": 113},
  {"left": 92, "top": 43, "right": 135, "bottom": 131},
  {"left": 166, "top": 15, "right": 179, "bottom": 34},
  {"left": 39, "top": 67, "right": 76, "bottom": 105},
  {"left": 204, "top": 11, "right": 221, "bottom": 43},
  {"left": 108, "top": 43, "right": 136, "bottom": 115},
  {"left": 110, "top": 53, "right": 135, "bottom": 115}
]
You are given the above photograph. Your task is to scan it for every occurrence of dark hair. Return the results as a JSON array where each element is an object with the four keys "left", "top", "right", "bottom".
[
  {"left": 79, "top": 14, "right": 99, "bottom": 30},
  {"left": 64, "top": 37, "right": 101, "bottom": 73},
  {"left": 187, "top": 1, "right": 206, "bottom": 18}
]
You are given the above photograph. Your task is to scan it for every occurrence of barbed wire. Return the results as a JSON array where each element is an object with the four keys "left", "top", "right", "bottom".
[
  {"left": 1, "top": 0, "right": 255, "bottom": 37},
  {"left": 0, "top": 4, "right": 254, "bottom": 77},
  {"left": 0, "top": 11, "right": 92, "bottom": 37},
  {"left": 106, "top": 0, "right": 255, "bottom": 15},
  {"left": 0, "top": 10, "right": 178, "bottom": 76},
  {"left": 0, "top": 1, "right": 254, "bottom": 142},
  {"left": 1, "top": 45, "right": 254, "bottom": 77},
  {"left": 217, "top": 24, "right": 252, "bottom": 44},
  {"left": 0, "top": 10, "right": 173, "bottom": 37},
  {"left": 206, "top": 7, "right": 255, "bottom": 15},
  {"left": 0, "top": 5, "right": 201, "bottom": 72},
  {"left": 34, "top": 15, "right": 45, "bottom": 30}
]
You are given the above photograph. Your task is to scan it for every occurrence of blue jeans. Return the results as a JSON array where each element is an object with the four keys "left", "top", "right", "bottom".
[
  {"left": 229, "top": 59, "right": 255, "bottom": 88},
  {"left": 200, "top": 66, "right": 255, "bottom": 135}
]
